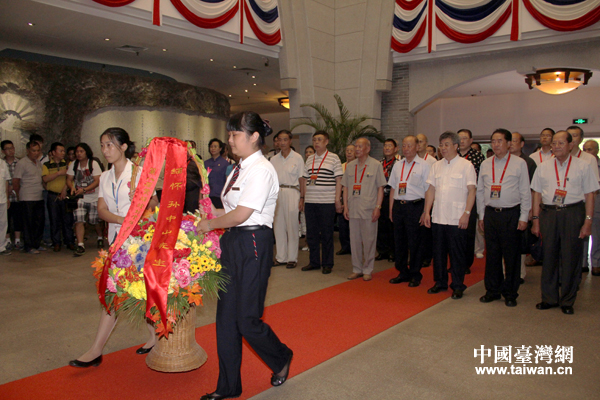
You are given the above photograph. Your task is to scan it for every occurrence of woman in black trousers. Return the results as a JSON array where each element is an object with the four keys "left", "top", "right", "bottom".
[{"left": 198, "top": 112, "right": 293, "bottom": 400}]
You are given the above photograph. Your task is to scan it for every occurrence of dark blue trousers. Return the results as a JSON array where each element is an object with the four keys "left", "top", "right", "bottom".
[
  {"left": 305, "top": 202, "right": 336, "bottom": 269},
  {"left": 432, "top": 223, "right": 468, "bottom": 292}
]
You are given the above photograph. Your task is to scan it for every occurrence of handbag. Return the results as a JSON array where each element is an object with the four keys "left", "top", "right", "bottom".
[{"left": 65, "top": 193, "right": 83, "bottom": 212}]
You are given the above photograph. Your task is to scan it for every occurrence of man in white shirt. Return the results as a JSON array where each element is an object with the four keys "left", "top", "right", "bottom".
[
  {"left": 531, "top": 131, "right": 599, "bottom": 315},
  {"left": 477, "top": 129, "right": 531, "bottom": 307},
  {"left": 421, "top": 131, "right": 477, "bottom": 299},
  {"left": 583, "top": 139, "right": 600, "bottom": 277},
  {"left": 388, "top": 136, "right": 431, "bottom": 287},
  {"left": 530, "top": 128, "right": 555, "bottom": 167},
  {"left": 416, "top": 134, "right": 437, "bottom": 166},
  {"left": 270, "top": 130, "right": 305, "bottom": 269},
  {"left": 300, "top": 131, "right": 343, "bottom": 274}
]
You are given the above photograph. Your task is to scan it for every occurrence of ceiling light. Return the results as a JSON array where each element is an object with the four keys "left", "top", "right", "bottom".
[
  {"left": 253, "top": 83, "right": 256, "bottom": 86},
  {"left": 278, "top": 97, "right": 290, "bottom": 109},
  {"left": 105, "top": 38, "right": 110, "bottom": 41},
  {"left": 252, "top": 76, "right": 255, "bottom": 79},
  {"left": 525, "top": 68, "right": 593, "bottom": 95},
  {"left": 233, "top": 66, "right": 237, "bottom": 69},
  {"left": 162, "top": 48, "right": 167, "bottom": 52},
  {"left": 210, "top": 58, "right": 213, "bottom": 61},
  {"left": 244, "top": 89, "right": 248, "bottom": 92},
  {"left": 28, "top": 23, "right": 35, "bottom": 26},
  {"left": 228, "top": 95, "right": 232, "bottom": 97}
]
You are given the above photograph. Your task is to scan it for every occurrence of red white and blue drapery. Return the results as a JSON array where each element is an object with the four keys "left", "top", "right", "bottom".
[
  {"left": 392, "top": 0, "right": 600, "bottom": 53},
  {"left": 92, "top": 0, "right": 281, "bottom": 46}
]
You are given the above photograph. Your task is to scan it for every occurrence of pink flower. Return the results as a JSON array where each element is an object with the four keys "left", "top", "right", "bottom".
[
  {"left": 206, "top": 167, "right": 212, "bottom": 175},
  {"left": 107, "top": 277, "right": 117, "bottom": 293},
  {"left": 201, "top": 185, "right": 210, "bottom": 195},
  {"left": 177, "top": 274, "right": 192, "bottom": 288},
  {"left": 139, "top": 147, "right": 148, "bottom": 158},
  {"left": 174, "top": 263, "right": 191, "bottom": 287},
  {"left": 178, "top": 258, "right": 191, "bottom": 270}
]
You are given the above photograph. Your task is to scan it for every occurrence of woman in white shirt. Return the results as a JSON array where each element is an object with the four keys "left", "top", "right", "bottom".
[
  {"left": 69, "top": 127, "right": 158, "bottom": 368},
  {"left": 197, "top": 112, "right": 293, "bottom": 400}
]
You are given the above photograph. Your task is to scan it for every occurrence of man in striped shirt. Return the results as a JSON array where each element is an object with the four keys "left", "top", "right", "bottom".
[{"left": 299, "top": 131, "right": 343, "bottom": 274}]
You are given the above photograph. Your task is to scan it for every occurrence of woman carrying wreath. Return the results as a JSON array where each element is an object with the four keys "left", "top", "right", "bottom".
[
  {"left": 69, "top": 127, "right": 158, "bottom": 367},
  {"left": 197, "top": 112, "right": 293, "bottom": 400}
]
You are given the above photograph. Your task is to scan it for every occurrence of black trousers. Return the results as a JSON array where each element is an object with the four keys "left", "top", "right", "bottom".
[
  {"left": 215, "top": 228, "right": 290, "bottom": 396},
  {"left": 421, "top": 209, "right": 433, "bottom": 265},
  {"left": 7, "top": 201, "right": 23, "bottom": 234},
  {"left": 393, "top": 200, "right": 425, "bottom": 281},
  {"left": 432, "top": 223, "right": 468, "bottom": 291},
  {"left": 376, "top": 193, "right": 394, "bottom": 257},
  {"left": 22, "top": 200, "right": 44, "bottom": 251},
  {"left": 305, "top": 202, "right": 336, "bottom": 269},
  {"left": 337, "top": 212, "right": 351, "bottom": 252},
  {"left": 539, "top": 202, "right": 585, "bottom": 307},
  {"left": 47, "top": 192, "right": 75, "bottom": 246},
  {"left": 483, "top": 206, "right": 522, "bottom": 300},
  {"left": 465, "top": 209, "right": 478, "bottom": 268}
]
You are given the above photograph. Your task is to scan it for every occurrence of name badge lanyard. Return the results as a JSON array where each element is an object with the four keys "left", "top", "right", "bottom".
[
  {"left": 398, "top": 160, "right": 416, "bottom": 196},
  {"left": 382, "top": 158, "right": 394, "bottom": 179},
  {"left": 353, "top": 163, "right": 367, "bottom": 195},
  {"left": 310, "top": 151, "right": 328, "bottom": 183},
  {"left": 490, "top": 154, "right": 510, "bottom": 199},
  {"left": 539, "top": 152, "right": 554, "bottom": 163},
  {"left": 112, "top": 180, "right": 123, "bottom": 214},
  {"left": 553, "top": 156, "right": 572, "bottom": 205}
]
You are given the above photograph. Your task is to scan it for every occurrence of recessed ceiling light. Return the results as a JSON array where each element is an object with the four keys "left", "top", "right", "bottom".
[
  {"left": 162, "top": 48, "right": 167, "bottom": 52},
  {"left": 244, "top": 89, "right": 248, "bottom": 92},
  {"left": 253, "top": 83, "right": 256, "bottom": 86},
  {"left": 210, "top": 58, "right": 213, "bottom": 61},
  {"left": 104, "top": 38, "right": 110, "bottom": 41},
  {"left": 233, "top": 66, "right": 237, "bottom": 69},
  {"left": 252, "top": 76, "right": 255, "bottom": 79},
  {"left": 228, "top": 95, "right": 232, "bottom": 97},
  {"left": 28, "top": 23, "right": 35, "bottom": 26}
]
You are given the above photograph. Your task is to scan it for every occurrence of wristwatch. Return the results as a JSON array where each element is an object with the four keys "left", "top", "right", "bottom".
[
  {"left": 586, "top": 215, "right": 592, "bottom": 220},
  {"left": 464, "top": 210, "right": 471, "bottom": 215}
]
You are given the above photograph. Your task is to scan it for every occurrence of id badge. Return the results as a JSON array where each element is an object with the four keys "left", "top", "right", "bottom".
[
  {"left": 398, "top": 182, "right": 407, "bottom": 196},
  {"left": 352, "top": 184, "right": 361, "bottom": 196},
  {"left": 309, "top": 176, "right": 317, "bottom": 186},
  {"left": 490, "top": 184, "right": 501, "bottom": 199},
  {"left": 553, "top": 189, "right": 567, "bottom": 205}
]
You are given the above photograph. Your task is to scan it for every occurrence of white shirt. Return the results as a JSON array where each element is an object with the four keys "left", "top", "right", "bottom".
[
  {"left": 531, "top": 155, "right": 599, "bottom": 205},
  {"left": 426, "top": 155, "right": 477, "bottom": 226},
  {"left": 67, "top": 159, "right": 102, "bottom": 203},
  {"left": 420, "top": 153, "right": 437, "bottom": 166},
  {"left": 270, "top": 149, "right": 304, "bottom": 187},
  {"left": 388, "top": 156, "right": 430, "bottom": 201},
  {"left": 574, "top": 149, "right": 600, "bottom": 183},
  {"left": 222, "top": 150, "right": 279, "bottom": 227},
  {"left": 98, "top": 160, "right": 140, "bottom": 242},
  {"left": 0, "top": 160, "right": 11, "bottom": 204},
  {"left": 531, "top": 149, "right": 553, "bottom": 167},
  {"left": 476, "top": 153, "right": 531, "bottom": 221}
]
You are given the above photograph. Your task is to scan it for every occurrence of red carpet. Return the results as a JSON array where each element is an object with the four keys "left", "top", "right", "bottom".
[{"left": 0, "top": 262, "right": 484, "bottom": 400}]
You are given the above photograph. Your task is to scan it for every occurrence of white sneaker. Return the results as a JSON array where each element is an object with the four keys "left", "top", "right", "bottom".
[
  {"left": 301, "top": 246, "right": 309, "bottom": 251},
  {"left": 475, "top": 253, "right": 484, "bottom": 259}
]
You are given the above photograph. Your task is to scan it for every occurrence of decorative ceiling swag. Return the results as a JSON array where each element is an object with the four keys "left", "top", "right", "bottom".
[{"left": 91, "top": 0, "right": 281, "bottom": 46}]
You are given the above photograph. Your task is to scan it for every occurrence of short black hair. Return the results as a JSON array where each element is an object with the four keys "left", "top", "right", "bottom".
[
  {"left": 67, "top": 146, "right": 76, "bottom": 154},
  {"left": 313, "top": 130, "right": 329, "bottom": 140},
  {"left": 471, "top": 142, "right": 482, "bottom": 152},
  {"left": 427, "top": 144, "right": 436, "bottom": 153},
  {"left": 227, "top": 111, "right": 273, "bottom": 147},
  {"left": 208, "top": 138, "right": 225, "bottom": 155},
  {"left": 385, "top": 138, "right": 398, "bottom": 147},
  {"left": 277, "top": 129, "right": 293, "bottom": 140},
  {"left": 540, "top": 127, "right": 555, "bottom": 136},
  {"left": 29, "top": 133, "right": 44, "bottom": 144},
  {"left": 50, "top": 142, "right": 65, "bottom": 153},
  {"left": 567, "top": 125, "right": 584, "bottom": 138},
  {"left": 1, "top": 140, "right": 13, "bottom": 150},
  {"left": 491, "top": 129, "right": 512, "bottom": 142},
  {"left": 457, "top": 129, "right": 472, "bottom": 139},
  {"left": 26, "top": 141, "right": 41, "bottom": 150}
]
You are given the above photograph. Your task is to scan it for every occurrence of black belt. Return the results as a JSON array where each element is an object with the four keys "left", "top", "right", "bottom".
[
  {"left": 280, "top": 184, "right": 300, "bottom": 190},
  {"left": 541, "top": 201, "right": 584, "bottom": 211},
  {"left": 395, "top": 198, "right": 424, "bottom": 205},
  {"left": 228, "top": 225, "right": 270, "bottom": 232},
  {"left": 485, "top": 205, "right": 519, "bottom": 213},
  {"left": 47, "top": 191, "right": 63, "bottom": 196}
]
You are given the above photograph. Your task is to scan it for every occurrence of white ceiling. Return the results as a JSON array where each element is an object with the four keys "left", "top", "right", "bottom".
[{"left": 0, "top": 0, "right": 288, "bottom": 114}]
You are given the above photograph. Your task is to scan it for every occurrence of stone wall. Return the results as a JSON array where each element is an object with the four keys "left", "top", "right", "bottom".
[{"left": 381, "top": 63, "right": 413, "bottom": 145}]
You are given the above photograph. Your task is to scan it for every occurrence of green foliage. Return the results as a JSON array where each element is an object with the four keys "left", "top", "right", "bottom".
[{"left": 291, "top": 94, "right": 385, "bottom": 162}]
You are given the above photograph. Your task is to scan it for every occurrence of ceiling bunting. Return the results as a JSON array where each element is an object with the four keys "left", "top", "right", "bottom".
[
  {"left": 392, "top": 0, "right": 600, "bottom": 54},
  {"left": 91, "top": 0, "right": 136, "bottom": 6}
]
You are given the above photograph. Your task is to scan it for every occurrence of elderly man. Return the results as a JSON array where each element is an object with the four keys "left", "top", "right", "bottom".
[
  {"left": 12, "top": 141, "right": 45, "bottom": 254},
  {"left": 417, "top": 134, "right": 437, "bottom": 166},
  {"left": 271, "top": 130, "right": 305, "bottom": 269},
  {"left": 376, "top": 139, "right": 399, "bottom": 262},
  {"left": 388, "top": 136, "right": 431, "bottom": 287},
  {"left": 583, "top": 139, "right": 600, "bottom": 277},
  {"left": 477, "top": 129, "right": 531, "bottom": 307},
  {"left": 531, "top": 131, "right": 599, "bottom": 315},
  {"left": 300, "top": 131, "right": 343, "bottom": 274},
  {"left": 336, "top": 144, "right": 356, "bottom": 256},
  {"left": 530, "top": 128, "right": 555, "bottom": 166},
  {"left": 422, "top": 131, "right": 477, "bottom": 299},
  {"left": 342, "top": 137, "right": 386, "bottom": 281}
]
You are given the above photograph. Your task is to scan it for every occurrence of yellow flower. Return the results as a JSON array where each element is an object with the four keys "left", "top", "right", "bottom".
[
  {"left": 147, "top": 225, "right": 155, "bottom": 233},
  {"left": 205, "top": 240, "right": 212, "bottom": 248},
  {"left": 127, "top": 244, "right": 140, "bottom": 255},
  {"left": 143, "top": 233, "right": 153, "bottom": 242},
  {"left": 199, "top": 244, "right": 206, "bottom": 252},
  {"left": 175, "top": 241, "right": 187, "bottom": 250},
  {"left": 128, "top": 281, "right": 147, "bottom": 300}
]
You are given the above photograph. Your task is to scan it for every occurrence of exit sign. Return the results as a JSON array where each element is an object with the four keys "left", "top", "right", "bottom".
[{"left": 573, "top": 118, "right": 588, "bottom": 124}]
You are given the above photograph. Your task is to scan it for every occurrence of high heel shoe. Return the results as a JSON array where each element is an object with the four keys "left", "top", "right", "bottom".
[
  {"left": 271, "top": 349, "right": 293, "bottom": 387},
  {"left": 135, "top": 345, "right": 154, "bottom": 354},
  {"left": 68, "top": 355, "right": 103, "bottom": 368}
]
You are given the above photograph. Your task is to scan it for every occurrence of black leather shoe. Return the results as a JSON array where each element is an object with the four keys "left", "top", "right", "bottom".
[
  {"left": 136, "top": 345, "right": 154, "bottom": 354},
  {"left": 451, "top": 290, "right": 463, "bottom": 299},
  {"left": 200, "top": 392, "right": 241, "bottom": 400},
  {"left": 561, "top": 306, "right": 574, "bottom": 315},
  {"left": 286, "top": 262, "right": 297, "bottom": 269},
  {"left": 301, "top": 264, "right": 319, "bottom": 271},
  {"left": 479, "top": 294, "right": 501, "bottom": 303},
  {"left": 427, "top": 285, "right": 447, "bottom": 294},
  {"left": 388, "top": 255, "right": 395, "bottom": 262},
  {"left": 408, "top": 279, "right": 421, "bottom": 287},
  {"left": 389, "top": 275, "right": 410, "bottom": 284},
  {"left": 421, "top": 259, "right": 432, "bottom": 268},
  {"left": 336, "top": 249, "right": 351, "bottom": 255},
  {"left": 271, "top": 350, "right": 293, "bottom": 387},
  {"left": 69, "top": 355, "right": 103, "bottom": 368},
  {"left": 375, "top": 253, "right": 387, "bottom": 261},
  {"left": 273, "top": 260, "right": 286, "bottom": 267},
  {"left": 536, "top": 302, "right": 559, "bottom": 310},
  {"left": 505, "top": 299, "right": 517, "bottom": 307},
  {"left": 322, "top": 267, "right": 332, "bottom": 274},
  {"left": 582, "top": 266, "right": 590, "bottom": 272}
]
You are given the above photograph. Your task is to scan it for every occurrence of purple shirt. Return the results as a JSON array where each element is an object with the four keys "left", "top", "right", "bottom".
[{"left": 204, "top": 156, "right": 230, "bottom": 198}]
